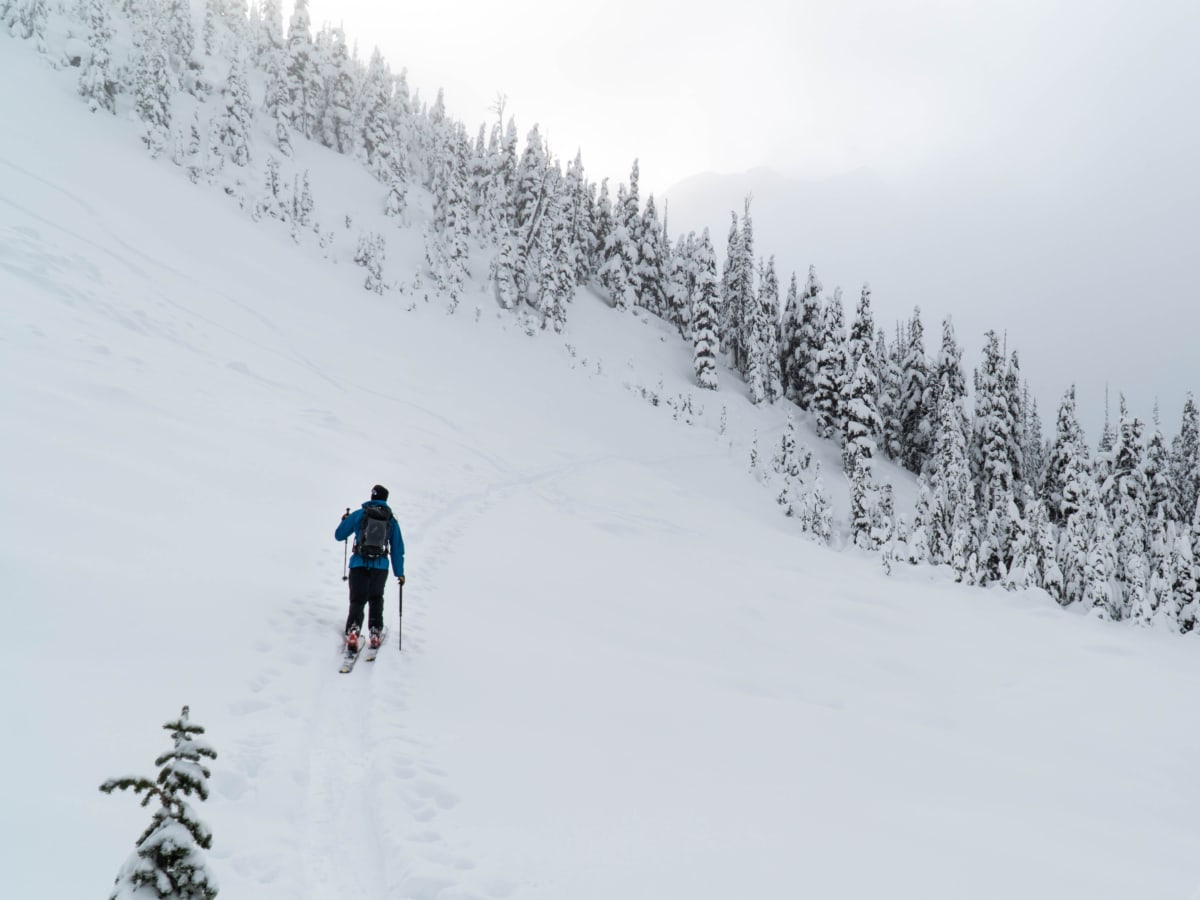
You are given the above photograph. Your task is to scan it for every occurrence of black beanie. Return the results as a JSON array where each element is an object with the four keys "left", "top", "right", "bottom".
[{"left": 371, "top": 484, "right": 389, "bottom": 501}]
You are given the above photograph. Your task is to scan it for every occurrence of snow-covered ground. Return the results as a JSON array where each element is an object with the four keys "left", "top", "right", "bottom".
[{"left": 3, "top": 40, "right": 1200, "bottom": 900}]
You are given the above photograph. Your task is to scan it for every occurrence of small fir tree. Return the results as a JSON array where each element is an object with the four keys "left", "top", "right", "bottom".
[
  {"left": 850, "top": 456, "right": 878, "bottom": 550},
  {"left": 100, "top": 706, "right": 218, "bottom": 900},
  {"left": 355, "top": 231, "right": 386, "bottom": 294}
]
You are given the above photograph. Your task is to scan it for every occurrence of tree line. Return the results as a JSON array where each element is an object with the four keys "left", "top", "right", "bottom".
[{"left": 5, "top": 0, "right": 1198, "bottom": 633}]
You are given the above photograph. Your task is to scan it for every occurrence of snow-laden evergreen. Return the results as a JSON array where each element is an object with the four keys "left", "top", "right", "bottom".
[
  {"left": 690, "top": 227, "right": 721, "bottom": 390},
  {"left": 100, "top": 707, "right": 218, "bottom": 900}
]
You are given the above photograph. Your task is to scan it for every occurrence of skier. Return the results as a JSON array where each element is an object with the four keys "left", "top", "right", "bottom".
[{"left": 335, "top": 484, "right": 405, "bottom": 652}]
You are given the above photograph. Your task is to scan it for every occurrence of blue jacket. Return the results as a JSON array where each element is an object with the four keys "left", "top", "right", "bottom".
[{"left": 335, "top": 500, "right": 405, "bottom": 577}]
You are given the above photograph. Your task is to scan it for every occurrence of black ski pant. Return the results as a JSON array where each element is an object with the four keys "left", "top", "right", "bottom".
[{"left": 346, "top": 566, "right": 388, "bottom": 634}]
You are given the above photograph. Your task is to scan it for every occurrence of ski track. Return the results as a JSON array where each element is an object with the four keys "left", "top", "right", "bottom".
[
  {"left": 217, "top": 394, "right": 722, "bottom": 899},
  {"left": 220, "top": 462, "right": 537, "bottom": 898}
]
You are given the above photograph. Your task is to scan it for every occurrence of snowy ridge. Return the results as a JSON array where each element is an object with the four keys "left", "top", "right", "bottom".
[{"left": 3, "top": 18, "right": 1200, "bottom": 900}]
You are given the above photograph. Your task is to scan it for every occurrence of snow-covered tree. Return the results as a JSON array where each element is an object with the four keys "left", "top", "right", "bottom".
[
  {"left": 494, "top": 231, "right": 520, "bottom": 310},
  {"left": 203, "top": 0, "right": 249, "bottom": 60},
  {"left": 284, "top": 0, "right": 318, "bottom": 139},
  {"left": 850, "top": 456, "right": 881, "bottom": 550},
  {"left": 1021, "top": 386, "right": 1046, "bottom": 494},
  {"left": 1003, "top": 352, "right": 1028, "bottom": 497},
  {"left": 530, "top": 185, "right": 574, "bottom": 331},
  {"left": 1106, "top": 397, "right": 1150, "bottom": 615},
  {"left": 774, "top": 413, "right": 803, "bottom": 515},
  {"left": 636, "top": 195, "right": 668, "bottom": 316},
  {"left": 745, "top": 255, "right": 782, "bottom": 405},
  {"left": 4, "top": 0, "right": 47, "bottom": 45},
  {"left": 720, "top": 210, "right": 746, "bottom": 370},
  {"left": 842, "top": 354, "right": 883, "bottom": 474},
  {"left": 927, "top": 390, "right": 974, "bottom": 566},
  {"left": 602, "top": 160, "right": 642, "bottom": 310},
  {"left": 316, "top": 24, "right": 355, "bottom": 154},
  {"left": 256, "top": 154, "right": 288, "bottom": 221},
  {"left": 898, "top": 308, "right": 931, "bottom": 473},
  {"left": 79, "top": 0, "right": 117, "bottom": 113},
  {"left": 254, "top": 0, "right": 282, "bottom": 57},
  {"left": 1144, "top": 406, "right": 1175, "bottom": 524},
  {"left": 1172, "top": 392, "right": 1200, "bottom": 522},
  {"left": 904, "top": 486, "right": 932, "bottom": 565},
  {"left": 1095, "top": 392, "right": 1117, "bottom": 489},
  {"left": 972, "top": 330, "right": 1018, "bottom": 530},
  {"left": 163, "top": 0, "right": 197, "bottom": 85},
  {"left": 804, "top": 460, "right": 835, "bottom": 544},
  {"left": 1060, "top": 456, "right": 1117, "bottom": 613},
  {"left": 872, "top": 482, "right": 896, "bottom": 560},
  {"left": 779, "top": 433, "right": 833, "bottom": 542},
  {"left": 179, "top": 110, "right": 203, "bottom": 183},
  {"left": 291, "top": 169, "right": 313, "bottom": 230},
  {"left": 732, "top": 198, "right": 757, "bottom": 373},
  {"left": 357, "top": 47, "right": 398, "bottom": 179},
  {"left": 812, "top": 287, "right": 848, "bottom": 441},
  {"left": 601, "top": 181, "right": 638, "bottom": 311},
  {"left": 426, "top": 124, "right": 472, "bottom": 291},
  {"left": 846, "top": 284, "right": 875, "bottom": 386},
  {"left": 875, "top": 326, "right": 904, "bottom": 462},
  {"left": 564, "top": 152, "right": 597, "bottom": 284},
  {"left": 782, "top": 265, "right": 822, "bottom": 406},
  {"left": 1003, "top": 491, "right": 1035, "bottom": 591},
  {"left": 1171, "top": 521, "right": 1197, "bottom": 631},
  {"left": 778, "top": 272, "right": 801, "bottom": 389},
  {"left": 214, "top": 52, "right": 252, "bottom": 167},
  {"left": 100, "top": 706, "right": 218, "bottom": 900},
  {"left": 841, "top": 286, "right": 883, "bottom": 469},
  {"left": 355, "top": 231, "right": 386, "bottom": 294},
  {"left": 1027, "top": 490, "right": 1064, "bottom": 600},
  {"left": 690, "top": 228, "right": 720, "bottom": 390},
  {"left": 1084, "top": 508, "right": 1119, "bottom": 619},
  {"left": 134, "top": 19, "right": 173, "bottom": 158},
  {"left": 590, "top": 177, "right": 613, "bottom": 280},
  {"left": 927, "top": 316, "right": 969, "bottom": 458},
  {"left": 1043, "top": 385, "right": 1088, "bottom": 523},
  {"left": 664, "top": 232, "right": 694, "bottom": 337}
]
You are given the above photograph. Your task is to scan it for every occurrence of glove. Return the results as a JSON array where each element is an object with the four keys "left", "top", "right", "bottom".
[
  {"left": 397, "top": 575, "right": 406, "bottom": 587},
  {"left": 341, "top": 510, "right": 350, "bottom": 521}
]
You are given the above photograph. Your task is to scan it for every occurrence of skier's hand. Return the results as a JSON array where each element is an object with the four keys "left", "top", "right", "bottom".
[
  {"left": 397, "top": 575, "right": 406, "bottom": 587},
  {"left": 341, "top": 511, "right": 350, "bottom": 521}
]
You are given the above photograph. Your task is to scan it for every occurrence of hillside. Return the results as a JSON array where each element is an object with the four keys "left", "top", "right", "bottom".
[{"left": 3, "top": 22, "right": 1200, "bottom": 900}]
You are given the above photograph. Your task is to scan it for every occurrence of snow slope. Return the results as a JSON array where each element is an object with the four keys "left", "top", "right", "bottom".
[{"left": 2, "top": 41, "right": 1200, "bottom": 900}]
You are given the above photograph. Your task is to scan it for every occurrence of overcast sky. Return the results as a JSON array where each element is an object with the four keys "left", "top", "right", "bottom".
[{"left": 301, "top": 0, "right": 1199, "bottom": 439}]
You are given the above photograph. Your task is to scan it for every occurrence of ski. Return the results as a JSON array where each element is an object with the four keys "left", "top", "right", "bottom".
[
  {"left": 338, "top": 636, "right": 363, "bottom": 674},
  {"left": 364, "top": 628, "right": 387, "bottom": 663},
  {"left": 338, "top": 629, "right": 385, "bottom": 672}
]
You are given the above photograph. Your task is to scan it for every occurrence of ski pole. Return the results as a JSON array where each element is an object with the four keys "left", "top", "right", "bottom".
[
  {"left": 397, "top": 580, "right": 404, "bottom": 651},
  {"left": 342, "top": 507, "right": 350, "bottom": 581}
]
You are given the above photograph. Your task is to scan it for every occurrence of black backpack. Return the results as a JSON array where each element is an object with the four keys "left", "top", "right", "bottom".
[{"left": 354, "top": 506, "right": 392, "bottom": 560}]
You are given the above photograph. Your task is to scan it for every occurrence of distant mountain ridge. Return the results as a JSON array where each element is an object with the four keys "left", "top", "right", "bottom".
[
  {"left": 662, "top": 165, "right": 910, "bottom": 335},
  {"left": 663, "top": 165, "right": 900, "bottom": 254}
]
